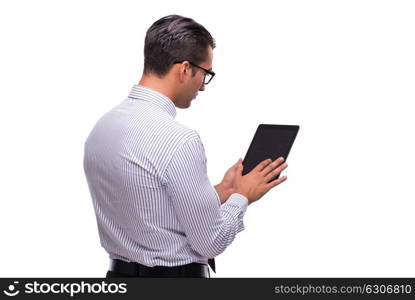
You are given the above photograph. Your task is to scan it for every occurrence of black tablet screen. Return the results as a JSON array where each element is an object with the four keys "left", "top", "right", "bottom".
[{"left": 242, "top": 124, "right": 299, "bottom": 181}]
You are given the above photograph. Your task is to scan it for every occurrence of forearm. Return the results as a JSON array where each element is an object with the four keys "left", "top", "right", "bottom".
[
  {"left": 170, "top": 181, "right": 248, "bottom": 258},
  {"left": 165, "top": 137, "right": 248, "bottom": 257}
]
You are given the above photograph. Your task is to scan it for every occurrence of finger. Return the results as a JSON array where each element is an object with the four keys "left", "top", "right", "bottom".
[
  {"left": 228, "top": 158, "right": 242, "bottom": 172},
  {"left": 234, "top": 158, "right": 242, "bottom": 167},
  {"left": 231, "top": 162, "right": 240, "bottom": 172},
  {"left": 260, "top": 157, "right": 285, "bottom": 176},
  {"left": 253, "top": 158, "right": 273, "bottom": 172},
  {"left": 266, "top": 175, "right": 288, "bottom": 189},
  {"left": 236, "top": 161, "right": 244, "bottom": 176},
  {"left": 264, "top": 162, "right": 288, "bottom": 182}
]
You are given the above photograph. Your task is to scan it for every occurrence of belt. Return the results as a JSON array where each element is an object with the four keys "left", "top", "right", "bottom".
[{"left": 108, "top": 259, "right": 210, "bottom": 278}]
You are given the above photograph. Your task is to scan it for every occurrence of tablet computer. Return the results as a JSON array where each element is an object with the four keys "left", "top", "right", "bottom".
[{"left": 242, "top": 124, "right": 300, "bottom": 181}]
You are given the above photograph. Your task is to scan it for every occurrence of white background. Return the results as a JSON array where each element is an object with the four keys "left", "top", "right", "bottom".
[{"left": 0, "top": 0, "right": 414, "bottom": 277}]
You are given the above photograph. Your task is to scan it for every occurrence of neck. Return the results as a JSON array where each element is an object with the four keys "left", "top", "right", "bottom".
[{"left": 138, "top": 74, "right": 176, "bottom": 102}]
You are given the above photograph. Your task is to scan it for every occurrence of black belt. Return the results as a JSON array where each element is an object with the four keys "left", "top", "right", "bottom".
[{"left": 108, "top": 259, "right": 210, "bottom": 278}]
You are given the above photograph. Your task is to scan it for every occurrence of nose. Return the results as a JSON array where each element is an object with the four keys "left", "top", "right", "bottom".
[{"left": 199, "top": 84, "right": 205, "bottom": 91}]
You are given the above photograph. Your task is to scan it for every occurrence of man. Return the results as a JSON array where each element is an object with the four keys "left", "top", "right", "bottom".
[{"left": 83, "top": 15, "right": 288, "bottom": 278}]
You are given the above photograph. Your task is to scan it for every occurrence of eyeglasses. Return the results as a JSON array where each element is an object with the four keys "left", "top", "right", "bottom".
[{"left": 173, "top": 61, "right": 215, "bottom": 85}]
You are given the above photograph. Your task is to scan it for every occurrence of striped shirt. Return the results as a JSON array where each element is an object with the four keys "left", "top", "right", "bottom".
[{"left": 83, "top": 85, "right": 248, "bottom": 267}]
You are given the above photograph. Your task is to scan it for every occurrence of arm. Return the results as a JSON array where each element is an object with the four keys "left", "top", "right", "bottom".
[{"left": 165, "top": 137, "right": 248, "bottom": 258}]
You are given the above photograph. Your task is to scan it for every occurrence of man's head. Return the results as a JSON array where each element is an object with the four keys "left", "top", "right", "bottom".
[{"left": 140, "top": 15, "right": 215, "bottom": 108}]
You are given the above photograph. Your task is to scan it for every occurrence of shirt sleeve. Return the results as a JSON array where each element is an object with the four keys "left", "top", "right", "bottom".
[{"left": 164, "top": 135, "right": 248, "bottom": 258}]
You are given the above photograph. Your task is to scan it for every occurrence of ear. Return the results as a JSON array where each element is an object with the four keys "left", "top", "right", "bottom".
[{"left": 178, "top": 61, "right": 191, "bottom": 83}]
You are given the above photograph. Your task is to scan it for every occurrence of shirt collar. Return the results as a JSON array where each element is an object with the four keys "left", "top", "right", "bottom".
[{"left": 128, "top": 85, "right": 177, "bottom": 118}]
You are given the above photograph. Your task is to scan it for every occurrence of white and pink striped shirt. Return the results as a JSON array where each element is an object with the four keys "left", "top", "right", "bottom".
[{"left": 83, "top": 85, "right": 248, "bottom": 267}]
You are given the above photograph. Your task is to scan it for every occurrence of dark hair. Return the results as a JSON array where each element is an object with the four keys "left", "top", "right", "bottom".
[{"left": 143, "top": 15, "right": 216, "bottom": 77}]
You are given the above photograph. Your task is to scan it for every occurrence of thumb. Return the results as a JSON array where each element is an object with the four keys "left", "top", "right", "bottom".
[
  {"left": 232, "top": 158, "right": 242, "bottom": 168},
  {"left": 236, "top": 159, "right": 244, "bottom": 176}
]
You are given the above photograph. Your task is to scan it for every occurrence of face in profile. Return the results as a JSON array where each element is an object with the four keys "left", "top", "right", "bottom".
[{"left": 178, "top": 46, "right": 213, "bottom": 108}]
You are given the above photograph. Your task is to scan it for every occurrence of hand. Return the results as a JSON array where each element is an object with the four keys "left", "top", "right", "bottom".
[
  {"left": 234, "top": 157, "right": 288, "bottom": 205},
  {"left": 215, "top": 158, "right": 242, "bottom": 204}
]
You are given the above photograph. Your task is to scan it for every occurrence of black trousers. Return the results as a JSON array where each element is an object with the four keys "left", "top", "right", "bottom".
[
  {"left": 106, "top": 259, "right": 210, "bottom": 278},
  {"left": 106, "top": 270, "right": 209, "bottom": 278}
]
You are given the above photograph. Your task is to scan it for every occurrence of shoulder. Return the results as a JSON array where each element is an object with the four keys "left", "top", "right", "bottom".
[{"left": 169, "top": 121, "right": 201, "bottom": 144}]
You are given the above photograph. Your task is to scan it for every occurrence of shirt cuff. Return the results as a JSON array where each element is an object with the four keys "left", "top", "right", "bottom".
[
  {"left": 226, "top": 193, "right": 248, "bottom": 212},
  {"left": 222, "top": 193, "right": 248, "bottom": 233}
]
